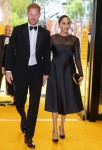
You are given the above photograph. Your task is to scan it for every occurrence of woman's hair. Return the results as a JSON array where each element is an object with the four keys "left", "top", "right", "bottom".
[
  {"left": 27, "top": 3, "right": 41, "bottom": 12},
  {"left": 58, "top": 15, "right": 70, "bottom": 25}
]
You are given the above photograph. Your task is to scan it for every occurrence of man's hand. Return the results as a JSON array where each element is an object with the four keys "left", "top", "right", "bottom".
[
  {"left": 6, "top": 72, "right": 13, "bottom": 84},
  {"left": 43, "top": 75, "right": 49, "bottom": 87}
]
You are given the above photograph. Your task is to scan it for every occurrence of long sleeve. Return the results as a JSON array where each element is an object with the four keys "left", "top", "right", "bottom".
[
  {"left": 74, "top": 38, "right": 83, "bottom": 76},
  {"left": 42, "top": 31, "right": 51, "bottom": 75},
  {"left": 2, "top": 36, "right": 10, "bottom": 67},
  {"left": 5, "top": 28, "right": 16, "bottom": 71},
  {"left": 0, "top": 35, "right": 4, "bottom": 64},
  {"left": 1, "top": 45, "right": 6, "bottom": 67}
]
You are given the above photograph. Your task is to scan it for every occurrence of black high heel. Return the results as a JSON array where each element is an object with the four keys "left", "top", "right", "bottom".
[
  {"left": 52, "top": 138, "right": 58, "bottom": 142},
  {"left": 59, "top": 126, "right": 65, "bottom": 139},
  {"left": 52, "top": 130, "right": 58, "bottom": 143}
]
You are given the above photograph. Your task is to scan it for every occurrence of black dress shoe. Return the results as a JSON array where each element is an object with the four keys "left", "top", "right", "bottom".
[{"left": 25, "top": 138, "right": 35, "bottom": 148}]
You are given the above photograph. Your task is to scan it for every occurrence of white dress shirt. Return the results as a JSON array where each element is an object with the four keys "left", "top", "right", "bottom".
[
  {"left": 4, "top": 36, "right": 10, "bottom": 45},
  {"left": 28, "top": 23, "right": 38, "bottom": 66}
]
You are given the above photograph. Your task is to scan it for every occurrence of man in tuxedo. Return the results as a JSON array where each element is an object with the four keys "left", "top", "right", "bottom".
[
  {"left": 5, "top": 3, "right": 51, "bottom": 148},
  {"left": 2, "top": 25, "right": 15, "bottom": 104}
]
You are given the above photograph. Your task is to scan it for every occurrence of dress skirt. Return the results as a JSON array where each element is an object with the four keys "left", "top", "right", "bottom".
[{"left": 45, "top": 55, "right": 83, "bottom": 115}]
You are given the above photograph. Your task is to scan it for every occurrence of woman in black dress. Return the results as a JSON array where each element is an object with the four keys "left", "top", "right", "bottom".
[{"left": 45, "top": 15, "right": 84, "bottom": 142}]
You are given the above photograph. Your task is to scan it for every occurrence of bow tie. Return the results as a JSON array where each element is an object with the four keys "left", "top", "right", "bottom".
[
  {"left": 5, "top": 36, "right": 10, "bottom": 38},
  {"left": 30, "top": 26, "right": 37, "bottom": 31}
]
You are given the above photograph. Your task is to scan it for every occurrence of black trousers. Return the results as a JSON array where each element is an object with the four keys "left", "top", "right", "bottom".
[{"left": 14, "top": 65, "right": 43, "bottom": 139}]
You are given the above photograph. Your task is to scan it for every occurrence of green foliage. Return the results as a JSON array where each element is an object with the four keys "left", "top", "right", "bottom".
[
  {"left": 89, "top": 0, "right": 93, "bottom": 19},
  {"left": 9, "top": 13, "right": 27, "bottom": 27},
  {"left": 9, "top": 0, "right": 55, "bottom": 27},
  {"left": 9, "top": 0, "right": 30, "bottom": 27},
  {"left": 64, "top": 0, "right": 85, "bottom": 19},
  {"left": 33, "top": 0, "right": 55, "bottom": 5}
]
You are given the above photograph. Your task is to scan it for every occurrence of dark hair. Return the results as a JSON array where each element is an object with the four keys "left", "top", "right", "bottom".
[
  {"left": 58, "top": 15, "right": 70, "bottom": 25},
  {"left": 27, "top": 3, "right": 41, "bottom": 12}
]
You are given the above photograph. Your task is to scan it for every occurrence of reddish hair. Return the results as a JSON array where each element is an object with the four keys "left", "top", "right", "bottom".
[{"left": 27, "top": 3, "right": 41, "bottom": 12}]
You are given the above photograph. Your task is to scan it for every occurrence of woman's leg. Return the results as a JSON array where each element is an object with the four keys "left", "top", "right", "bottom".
[
  {"left": 52, "top": 112, "right": 58, "bottom": 142},
  {"left": 60, "top": 115, "right": 66, "bottom": 129},
  {"left": 59, "top": 115, "right": 66, "bottom": 139}
]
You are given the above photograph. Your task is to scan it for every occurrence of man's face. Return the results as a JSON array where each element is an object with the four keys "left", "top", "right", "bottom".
[
  {"left": 4, "top": 26, "right": 11, "bottom": 36},
  {"left": 27, "top": 8, "right": 40, "bottom": 26}
]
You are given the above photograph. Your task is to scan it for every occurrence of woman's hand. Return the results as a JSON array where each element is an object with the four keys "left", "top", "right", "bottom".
[{"left": 78, "top": 76, "right": 84, "bottom": 84}]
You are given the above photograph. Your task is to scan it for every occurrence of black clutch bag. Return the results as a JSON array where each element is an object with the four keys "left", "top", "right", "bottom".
[{"left": 73, "top": 73, "right": 80, "bottom": 84}]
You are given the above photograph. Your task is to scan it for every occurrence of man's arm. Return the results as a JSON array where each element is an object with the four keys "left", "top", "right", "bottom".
[
  {"left": 5, "top": 28, "right": 16, "bottom": 84},
  {"left": 5, "top": 28, "right": 16, "bottom": 71}
]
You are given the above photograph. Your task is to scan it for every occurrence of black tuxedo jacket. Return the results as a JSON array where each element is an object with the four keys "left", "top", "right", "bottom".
[
  {"left": 5, "top": 23, "right": 51, "bottom": 82},
  {"left": 0, "top": 35, "right": 5, "bottom": 65},
  {"left": 1, "top": 36, "right": 11, "bottom": 67}
]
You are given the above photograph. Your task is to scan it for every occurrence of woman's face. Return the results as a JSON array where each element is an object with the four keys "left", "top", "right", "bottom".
[{"left": 59, "top": 17, "right": 70, "bottom": 34}]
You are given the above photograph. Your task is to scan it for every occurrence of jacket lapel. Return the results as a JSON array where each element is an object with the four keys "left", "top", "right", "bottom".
[{"left": 22, "top": 23, "right": 30, "bottom": 53}]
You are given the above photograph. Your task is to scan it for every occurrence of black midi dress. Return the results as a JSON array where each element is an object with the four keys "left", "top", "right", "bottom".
[{"left": 45, "top": 34, "right": 84, "bottom": 115}]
